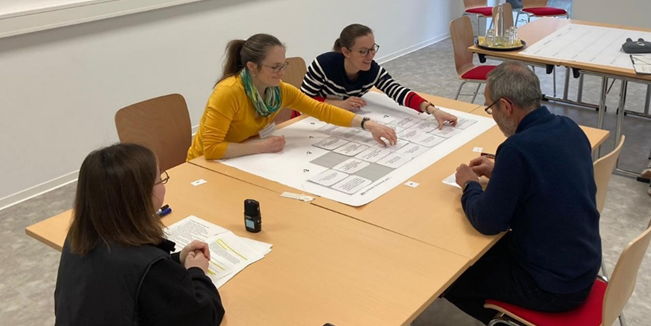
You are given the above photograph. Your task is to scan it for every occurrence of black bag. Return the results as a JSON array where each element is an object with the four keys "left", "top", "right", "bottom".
[{"left": 622, "top": 38, "right": 651, "bottom": 54}]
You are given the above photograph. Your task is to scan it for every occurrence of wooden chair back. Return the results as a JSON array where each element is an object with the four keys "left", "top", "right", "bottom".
[
  {"left": 115, "top": 93, "right": 191, "bottom": 171},
  {"left": 275, "top": 56, "right": 308, "bottom": 124},
  {"left": 603, "top": 224, "right": 651, "bottom": 326},
  {"left": 450, "top": 16, "right": 476, "bottom": 76},
  {"left": 464, "top": 0, "right": 488, "bottom": 9},
  {"left": 593, "top": 135, "right": 626, "bottom": 213},
  {"left": 522, "top": 0, "right": 549, "bottom": 8}
]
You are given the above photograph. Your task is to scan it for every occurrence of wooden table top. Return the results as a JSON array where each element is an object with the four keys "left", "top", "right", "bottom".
[
  {"left": 26, "top": 162, "right": 470, "bottom": 326},
  {"left": 469, "top": 18, "right": 651, "bottom": 81},
  {"left": 311, "top": 109, "right": 610, "bottom": 262}
]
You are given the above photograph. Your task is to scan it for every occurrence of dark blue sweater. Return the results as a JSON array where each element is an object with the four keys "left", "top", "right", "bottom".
[{"left": 462, "top": 106, "right": 601, "bottom": 294}]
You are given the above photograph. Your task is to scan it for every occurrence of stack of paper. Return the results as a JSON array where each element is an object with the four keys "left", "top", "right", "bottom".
[
  {"left": 165, "top": 215, "right": 272, "bottom": 288},
  {"left": 631, "top": 55, "right": 651, "bottom": 75}
]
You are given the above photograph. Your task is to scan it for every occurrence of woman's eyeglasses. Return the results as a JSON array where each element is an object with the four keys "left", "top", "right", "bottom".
[
  {"left": 354, "top": 44, "right": 380, "bottom": 56},
  {"left": 156, "top": 171, "right": 169, "bottom": 185},
  {"left": 262, "top": 61, "right": 290, "bottom": 74}
]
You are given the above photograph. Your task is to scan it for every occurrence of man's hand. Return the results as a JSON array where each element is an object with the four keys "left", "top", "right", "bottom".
[
  {"left": 469, "top": 156, "right": 495, "bottom": 179},
  {"left": 455, "top": 164, "right": 480, "bottom": 188}
]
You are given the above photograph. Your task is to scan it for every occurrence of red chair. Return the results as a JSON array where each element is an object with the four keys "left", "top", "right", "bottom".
[
  {"left": 516, "top": 0, "right": 568, "bottom": 24},
  {"left": 463, "top": 0, "right": 494, "bottom": 36},
  {"left": 450, "top": 16, "right": 497, "bottom": 103},
  {"left": 484, "top": 220, "right": 651, "bottom": 326}
]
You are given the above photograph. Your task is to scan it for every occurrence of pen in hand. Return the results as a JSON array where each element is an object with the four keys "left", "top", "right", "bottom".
[{"left": 480, "top": 152, "right": 496, "bottom": 159}]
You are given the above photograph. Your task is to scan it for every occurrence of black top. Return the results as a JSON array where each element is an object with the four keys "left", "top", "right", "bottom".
[
  {"left": 139, "top": 249, "right": 225, "bottom": 326},
  {"left": 55, "top": 238, "right": 225, "bottom": 326}
]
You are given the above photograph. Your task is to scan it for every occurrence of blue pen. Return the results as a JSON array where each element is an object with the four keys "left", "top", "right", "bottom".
[{"left": 157, "top": 205, "right": 172, "bottom": 217}]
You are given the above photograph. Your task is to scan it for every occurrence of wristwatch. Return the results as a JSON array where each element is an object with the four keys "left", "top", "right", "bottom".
[{"left": 360, "top": 117, "right": 371, "bottom": 130}]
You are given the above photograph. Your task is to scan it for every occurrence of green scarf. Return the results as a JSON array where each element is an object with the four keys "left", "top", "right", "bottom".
[{"left": 240, "top": 68, "right": 282, "bottom": 117}]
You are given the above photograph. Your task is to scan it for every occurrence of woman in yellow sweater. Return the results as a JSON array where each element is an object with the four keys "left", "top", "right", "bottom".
[{"left": 187, "top": 34, "right": 397, "bottom": 161}]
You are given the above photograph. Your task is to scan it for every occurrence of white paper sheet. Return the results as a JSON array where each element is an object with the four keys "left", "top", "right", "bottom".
[
  {"left": 442, "top": 173, "right": 462, "bottom": 189},
  {"left": 165, "top": 216, "right": 272, "bottom": 288},
  {"left": 217, "top": 92, "right": 496, "bottom": 206}
]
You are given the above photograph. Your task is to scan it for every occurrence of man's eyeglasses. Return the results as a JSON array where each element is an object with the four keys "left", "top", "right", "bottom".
[
  {"left": 156, "top": 171, "right": 169, "bottom": 185},
  {"left": 262, "top": 61, "right": 290, "bottom": 74},
  {"left": 354, "top": 44, "right": 380, "bottom": 56},
  {"left": 484, "top": 97, "right": 508, "bottom": 115}
]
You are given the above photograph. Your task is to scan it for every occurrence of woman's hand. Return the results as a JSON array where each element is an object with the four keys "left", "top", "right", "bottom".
[
  {"left": 258, "top": 136, "right": 286, "bottom": 153},
  {"left": 184, "top": 250, "right": 210, "bottom": 273},
  {"left": 365, "top": 121, "right": 397, "bottom": 147},
  {"left": 180, "top": 240, "right": 210, "bottom": 265},
  {"left": 432, "top": 108, "right": 458, "bottom": 129},
  {"left": 340, "top": 97, "right": 367, "bottom": 111}
]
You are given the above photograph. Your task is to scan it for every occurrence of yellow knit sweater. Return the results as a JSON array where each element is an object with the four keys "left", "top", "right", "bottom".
[{"left": 187, "top": 75, "right": 355, "bottom": 160}]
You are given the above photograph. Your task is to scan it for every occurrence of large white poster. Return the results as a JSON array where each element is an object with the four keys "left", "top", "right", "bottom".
[{"left": 218, "top": 92, "right": 495, "bottom": 206}]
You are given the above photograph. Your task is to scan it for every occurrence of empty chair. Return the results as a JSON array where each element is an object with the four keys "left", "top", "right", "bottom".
[
  {"left": 484, "top": 211, "right": 651, "bottom": 326},
  {"left": 115, "top": 93, "right": 191, "bottom": 171},
  {"left": 275, "top": 56, "right": 308, "bottom": 124},
  {"left": 516, "top": 0, "right": 569, "bottom": 24},
  {"left": 463, "top": 0, "right": 494, "bottom": 36},
  {"left": 450, "top": 16, "right": 498, "bottom": 103}
]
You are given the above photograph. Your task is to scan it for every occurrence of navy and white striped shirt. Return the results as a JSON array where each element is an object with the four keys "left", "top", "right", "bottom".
[{"left": 300, "top": 52, "right": 425, "bottom": 112}]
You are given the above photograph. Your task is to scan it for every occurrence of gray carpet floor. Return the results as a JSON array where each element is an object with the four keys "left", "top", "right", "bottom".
[{"left": 2, "top": 36, "right": 650, "bottom": 325}]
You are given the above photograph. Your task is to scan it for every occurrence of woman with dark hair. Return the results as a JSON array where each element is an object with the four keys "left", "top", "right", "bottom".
[
  {"left": 54, "top": 143, "right": 225, "bottom": 326},
  {"left": 187, "top": 33, "right": 397, "bottom": 161},
  {"left": 298, "top": 23, "right": 458, "bottom": 129}
]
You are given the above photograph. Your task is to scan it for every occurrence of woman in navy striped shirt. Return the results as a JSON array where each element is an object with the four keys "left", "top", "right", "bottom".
[{"left": 298, "top": 23, "right": 457, "bottom": 129}]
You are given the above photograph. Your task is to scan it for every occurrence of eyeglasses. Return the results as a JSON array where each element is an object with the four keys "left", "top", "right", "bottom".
[
  {"left": 262, "top": 61, "right": 290, "bottom": 74},
  {"left": 156, "top": 171, "right": 169, "bottom": 185},
  {"left": 484, "top": 97, "right": 509, "bottom": 115},
  {"left": 353, "top": 44, "right": 380, "bottom": 56}
]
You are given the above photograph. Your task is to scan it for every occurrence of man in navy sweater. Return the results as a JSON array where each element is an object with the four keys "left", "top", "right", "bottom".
[{"left": 446, "top": 61, "right": 601, "bottom": 325}]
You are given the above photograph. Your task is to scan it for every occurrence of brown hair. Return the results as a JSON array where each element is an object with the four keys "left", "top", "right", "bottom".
[
  {"left": 218, "top": 33, "right": 285, "bottom": 84},
  {"left": 67, "top": 143, "right": 165, "bottom": 255},
  {"left": 333, "top": 24, "right": 373, "bottom": 52}
]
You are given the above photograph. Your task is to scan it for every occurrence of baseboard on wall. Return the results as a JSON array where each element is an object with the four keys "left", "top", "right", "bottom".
[
  {"left": 375, "top": 33, "right": 450, "bottom": 64},
  {"left": 0, "top": 170, "right": 79, "bottom": 211}
]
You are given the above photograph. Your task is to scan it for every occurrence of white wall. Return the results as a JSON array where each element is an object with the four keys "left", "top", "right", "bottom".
[
  {"left": 0, "top": 0, "right": 464, "bottom": 207},
  {"left": 573, "top": 0, "right": 651, "bottom": 28}
]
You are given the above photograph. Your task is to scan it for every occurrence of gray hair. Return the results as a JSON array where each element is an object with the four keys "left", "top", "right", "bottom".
[{"left": 487, "top": 61, "right": 542, "bottom": 112}]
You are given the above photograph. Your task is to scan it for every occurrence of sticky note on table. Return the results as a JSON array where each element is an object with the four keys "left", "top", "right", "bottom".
[{"left": 191, "top": 179, "right": 207, "bottom": 186}]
